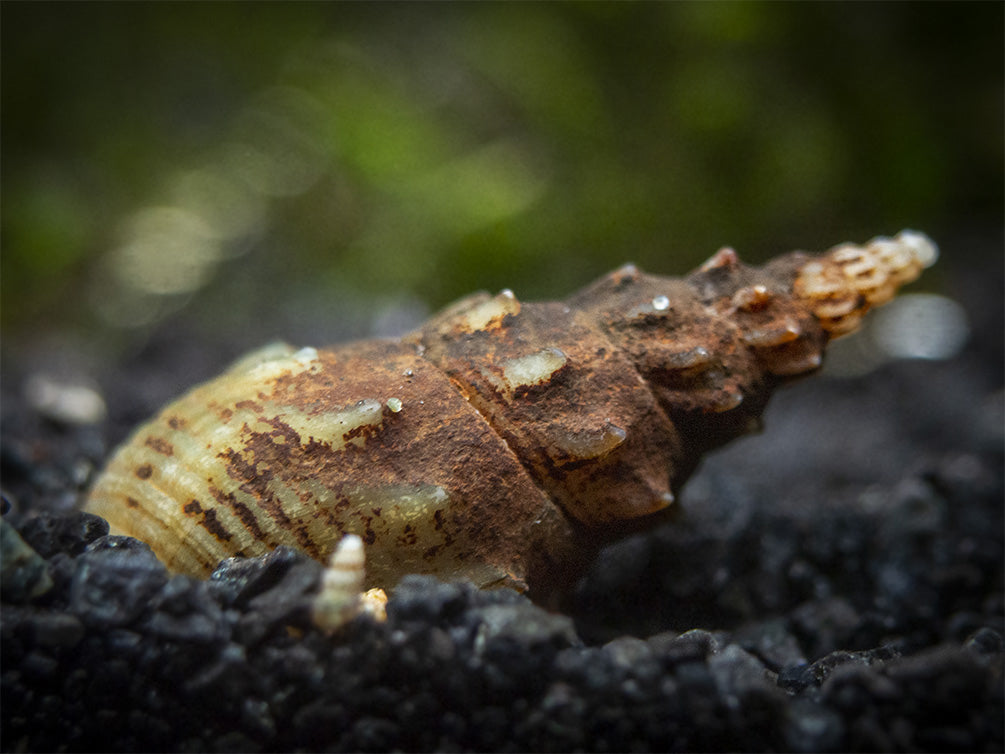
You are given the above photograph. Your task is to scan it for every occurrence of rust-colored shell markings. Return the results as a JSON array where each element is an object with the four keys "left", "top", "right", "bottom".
[{"left": 84, "top": 231, "right": 936, "bottom": 599}]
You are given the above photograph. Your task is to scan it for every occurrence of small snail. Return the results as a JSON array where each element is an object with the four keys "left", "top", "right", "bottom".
[{"left": 84, "top": 231, "right": 936, "bottom": 604}]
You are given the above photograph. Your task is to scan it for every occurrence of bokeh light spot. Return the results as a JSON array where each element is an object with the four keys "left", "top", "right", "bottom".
[
  {"left": 110, "top": 206, "right": 221, "bottom": 296},
  {"left": 871, "top": 293, "right": 969, "bottom": 361}
]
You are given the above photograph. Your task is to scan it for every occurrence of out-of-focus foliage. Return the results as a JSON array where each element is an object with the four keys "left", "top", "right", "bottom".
[{"left": 2, "top": 2, "right": 1001, "bottom": 353}]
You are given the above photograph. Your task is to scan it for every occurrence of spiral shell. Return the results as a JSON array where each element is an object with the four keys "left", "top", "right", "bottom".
[{"left": 84, "top": 230, "right": 936, "bottom": 598}]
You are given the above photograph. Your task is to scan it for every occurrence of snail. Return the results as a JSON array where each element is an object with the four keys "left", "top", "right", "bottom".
[{"left": 84, "top": 230, "right": 936, "bottom": 608}]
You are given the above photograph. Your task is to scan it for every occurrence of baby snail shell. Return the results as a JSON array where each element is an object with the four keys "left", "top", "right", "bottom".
[{"left": 85, "top": 230, "right": 937, "bottom": 612}]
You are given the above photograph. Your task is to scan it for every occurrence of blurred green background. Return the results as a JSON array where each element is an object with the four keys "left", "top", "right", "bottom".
[{"left": 3, "top": 2, "right": 1002, "bottom": 364}]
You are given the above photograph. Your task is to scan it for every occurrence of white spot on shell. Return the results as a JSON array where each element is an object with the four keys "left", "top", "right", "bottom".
[
  {"left": 765, "top": 349, "right": 823, "bottom": 377},
  {"left": 239, "top": 344, "right": 323, "bottom": 381},
  {"left": 553, "top": 421, "right": 627, "bottom": 461},
  {"left": 461, "top": 289, "right": 521, "bottom": 331},
  {"left": 665, "top": 346, "right": 713, "bottom": 371},
  {"left": 225, "top": 342, "right": 297, "bottom": 373},
  {"left": 352, "top": 483, "right": 450, "bottom": 512},
  {"left": 292, "top": 346, "right": 319, "bottom": 364},
  {"left": 491, "top": 347, "right": 568, "bottom": 393},
  {"left": 733, "top": 285, "right": 773, "bottom": 312},
  {"left": 742, "top": 319, "right": 802, "bottom": 348},
  {"left": 651, "top": 295, "right": 670, "bottom": 311},
  {"left": 275, "top": 398, "right": 385, "bottom": 449},
  {"left": 711, "top": 389, "right": 744, "bottom": 413},
  {"left": 612, "top": 262, "right": 640, "bottom": 281},
  {"left": 699, "top": 246, "right": 740, "bottom": 271}
]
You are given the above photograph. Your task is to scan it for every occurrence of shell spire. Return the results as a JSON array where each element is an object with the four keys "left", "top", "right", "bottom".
[{"left": 792, "top": 230, "right": 938, "bottom": 337}]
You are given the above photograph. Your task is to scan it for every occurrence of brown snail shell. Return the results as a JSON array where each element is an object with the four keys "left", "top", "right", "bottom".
[{"left": 84, "top": 230, "right": 936, "bottom": 599}]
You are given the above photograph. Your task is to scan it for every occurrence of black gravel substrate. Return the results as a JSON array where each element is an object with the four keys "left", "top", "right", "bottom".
[{"left": 2, "top": 257, "right": 1003, "bottom": 752}]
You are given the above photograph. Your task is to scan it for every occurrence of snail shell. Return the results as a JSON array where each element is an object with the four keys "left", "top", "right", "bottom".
[{"left": 84, "top": 230, "right": 936, "bottom": 599}]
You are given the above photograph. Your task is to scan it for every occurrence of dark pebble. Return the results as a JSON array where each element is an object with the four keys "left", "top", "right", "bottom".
[
  {"left": 214, "top": 729, "right": 263, "bottom": 754},
  {"left": 783, "top": 698, "right": 846, "bottom": 753},
  {"left": 472, "top": 601, "right": 579, "bottom": 652},
  {"left": 651, "top": 627, "right": 724, "bottom": 665},
  {"left": 145, "top": 576, "right": 230, "bottom": 644},
  {"left": 708, "top": 643, "right": 775, "bottom": 702},
  {"left": 881, "top": 645, "right": 990, "bottom": 712},
  {"left": 790, "top": 597, "right": 862, "bottom": 658},
  {"left": 352, "top": 716, "right": 399, "bottom": 752},
  {"left": 811, "top": 645, "right": 902, "bottom": 688},
  {"left": 69, "top": 536, "right": 168, "bottom": 628},
  {"left": 209, "top": 545, "right": 311, "bottom": 607},
  {"left": 387, "top": 574, "right": 478, "bottom": 625},
  {"left": 236, "top": 550, "right": 322, "bottom": 645},
  {"left": 19, "top": 650, "right": 60, "bottom": 681},
  {"left": 964, "top": 626, "right": 1003, "bottom": 657},
  {"left": 735, "top": 617, "right": 808, "bottom": 671},
  {"left": 778, "top": 662, "right": 815, "bottom": 694},
  {"left": 28, "top": 611, "right": 85, "bottom": 649},
  {"left": 0, "top": 519, "right": 52, "bottom": 603},
  {"left": 19, "top": 511, "right": 108, "bottom": 558}
]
